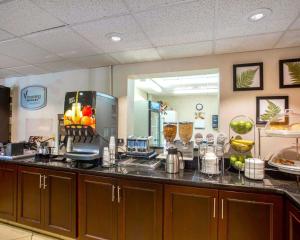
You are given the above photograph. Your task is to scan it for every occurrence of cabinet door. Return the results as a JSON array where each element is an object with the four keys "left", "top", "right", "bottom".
[
  {"left": 164, "top": 185, "right": 218, "bottom": 240},
  {"left": 287, "top": 202, "right": 300, "bottom": 240},
  {"left": 79, "top": 174, "right": 117, "bottom": 240},
  {"left": 0, "top": 163, "right": 17, "bottom": 221},
  {"left": 17, "top": 166, "right": 44, "bottom": 228},
  {"left": 44, "top": 170, "right": 76, "bottom": 238},
  {"left": 219, "top": 191, "right": 283, "bottom": 240},
  {"left": 118, "top": 180, "right": 163, "bottom": 240}
]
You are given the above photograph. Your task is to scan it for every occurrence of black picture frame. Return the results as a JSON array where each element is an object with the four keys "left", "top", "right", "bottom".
[
  {"left": 256, "top": 96, "right": 289, "bottom": 125},
  {"left": 279, "top": 58, "right": 300, "bottom": 88},
  {"left": 233, "top": 62, "right": 263, "bottom": 91}
]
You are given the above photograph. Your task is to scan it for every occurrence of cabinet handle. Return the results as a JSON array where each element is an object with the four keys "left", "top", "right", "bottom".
[
  {"left": 221, "top": 199, "right": 224, "bottom": 219},
  {"left": 112, "top": 185, "right": 115, "bottom": 202},
  {"left": 213, "top": 198, "right": 216, "bottom": 218},
  {"left": 39, "top": 174, "right": 42, "bottom": 189},
  {"left": 117, "top": 186, "right": 121, "bottom": 203},
  {"left": 43, "top": 175, "right": 47, "bottom": 189}
]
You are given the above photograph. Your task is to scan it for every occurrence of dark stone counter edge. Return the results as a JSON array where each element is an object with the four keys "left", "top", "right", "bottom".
[{"left": 1, "top": 158, "right": 300, "bottom": 210}]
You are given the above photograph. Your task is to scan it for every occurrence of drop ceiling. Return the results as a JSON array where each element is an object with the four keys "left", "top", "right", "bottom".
[{"left": 0, "top": 0, "right": 299, "bottom": 78}]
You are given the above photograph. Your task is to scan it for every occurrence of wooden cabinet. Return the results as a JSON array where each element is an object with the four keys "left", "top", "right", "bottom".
[
  {"left": 118, "top": 180, "right": 163, "bottom": 240},
  {"left": 218, "top": 190, "right": 283, "bottom": 240},
  {"left": 0, "top": 163, "right": 17, "bottom": 221},
  {"left": 79, "top": 175, "right": 117, "bottom": 240},
  {"left": 18, "top": 166, "right": 44, "bottom": 229},
  {"left": 78, "top": 174, "right": 163, "bottom": 240},
  {"left": 164, "top": 185, "right": 218, "bottom": 240},
  {"left": 164, "top": 186, "right": 283, "bottom": 240},
  {"left": 2, "top": 164, "right": 287, "bottom": 240},
  {"left": 44, "top": 169, "right": 76, "bottom": 237},
  {"left": 287, "top": 202, "right": 300, "bottom": 240},
  {"left": 17, "top": 166, "right": 76, "bottom": 238}
]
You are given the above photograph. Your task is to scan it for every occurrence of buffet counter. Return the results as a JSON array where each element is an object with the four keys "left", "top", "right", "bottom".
[
  {"left": 0, "top": 156, "right": 299, "bottom": 240},
  {"left": 2, "top": 156, "right": 300, "bottom": 207}
]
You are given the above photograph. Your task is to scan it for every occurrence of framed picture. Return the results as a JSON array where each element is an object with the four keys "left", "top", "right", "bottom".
[
  {"left": 279, "top": 58, "right": 300, "bottom": 88},
  {"left": 233, "top": 62, "right": 263, "bottom": 91},
  {"left": 256, "top": 96, "right": 289, "bottom": 125}
]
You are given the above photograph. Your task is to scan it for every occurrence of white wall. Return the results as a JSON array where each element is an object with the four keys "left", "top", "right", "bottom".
[
  {"left": 112, "top": 47, "right": 300, "bottom": 157},
  {"left": 0, "top": 68, "right": 110, "bottom": 142},
  {"left": 1, "top": 46, "right": 300, "bottom": 158},
  {"left": 152, "top": 94, "right": 219, "bottom": 137}
]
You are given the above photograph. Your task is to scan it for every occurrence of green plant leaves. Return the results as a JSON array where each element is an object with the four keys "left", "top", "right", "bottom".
[
  {"left": 260, "top": 100, "right": 281, "bottom": 121},
  {"left": 286, "top": 62, "right": 300, "bottom": 84},
  {"left": 236, "top": 68, "right": 258, "bottom": 88}
]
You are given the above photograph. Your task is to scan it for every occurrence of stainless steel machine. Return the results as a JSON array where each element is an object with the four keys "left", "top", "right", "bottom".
[{"left": 63, "top": 91, "right": 118, "bottom": 165}]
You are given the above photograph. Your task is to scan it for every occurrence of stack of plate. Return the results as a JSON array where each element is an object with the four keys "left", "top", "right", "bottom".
[{"left": 245, "top": 158, "right": 265, "bottom": 180}]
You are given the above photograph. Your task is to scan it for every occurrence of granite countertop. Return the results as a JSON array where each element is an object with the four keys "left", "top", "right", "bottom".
[{"left": 1, "top": 156, "right": 300, "bottom": 208}]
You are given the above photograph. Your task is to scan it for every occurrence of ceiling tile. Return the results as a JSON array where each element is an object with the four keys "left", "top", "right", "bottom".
[
  {"left": 275, "top": 30, "right": 300, "bottom": 48},
  {"left": 0, "top": 54, "right": 27, "bottom": 68},
  {"left": 0, "top": 29, "right": 14, "bottom": 41},
  {"left": 216, "top": 0, "right": 300, "bottom": 39},
  {"left": 72, "top": 15, "right": 152, "bottom": 52},
  {"left": 134, "top": 1, "right": 214, "bottom": 46},
  {"left": 215, "top": 32, "right": 282, "bottom": 54},
  {"left": 0, "top": 0, "right": 64, "bottom": 36},
  {"left": 69, "top": 54, "right": 119, "bottom": 68},
  {"left": 157, "top": 41, "right": 213, "bottom": 59},
  {"left": 8, "top": 65, "right": 47, "bottom": 76},
  {"left": 124, "top": 0, "right": 192, "bottom": 12},
  {"left": 23, "top": 27, "right": 102, "bottom": 58},
  {"left": 109, "top": 48, "right": 161, "bottom": 64},
  {"left": 290, "top": 17, "right": 300, "bottom": 30},
  {"left": 0, "top": 38, "right": 61, "bottom": 64},
  {"left": 36, "top": 61, "right": 82, "bottom": 73},
  {"left": 32, "top": 0, "right": 129, "bottom": 24}
]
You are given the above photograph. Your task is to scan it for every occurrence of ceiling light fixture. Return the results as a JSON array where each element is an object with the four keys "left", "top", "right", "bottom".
[
  {"left": 106, "top": 33, "right": 122, "bottom": 42},
  {"left": 247, "top": 8, "right": 272, "bottom": 22},
  {"left": 173, "top": 88, "right": 218, "bottom": 95},
  {"left": 136, "top": 79, "right": 162, "bottom": 93}
]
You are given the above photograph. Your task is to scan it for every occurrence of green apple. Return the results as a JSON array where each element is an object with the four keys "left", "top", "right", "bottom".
[
  {"left": 230, "top": 121, "right": 238, "bottom": 130},
  {"left": 235, "top": 161, "right": 243, "bottom": 169},
  {"left": 245, "top": 121, "right": 253, "bottom": 131},
  {"left": 230, "top": 155, "right": 237, "bottom": 165},
  {"left": 238, "top": 155, "right": 245, "bottom": 163}
]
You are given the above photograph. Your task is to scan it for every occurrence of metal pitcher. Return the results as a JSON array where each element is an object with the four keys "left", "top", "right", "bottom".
[{"left": 166, "top": 147, "right": 183, "bottom": 174}]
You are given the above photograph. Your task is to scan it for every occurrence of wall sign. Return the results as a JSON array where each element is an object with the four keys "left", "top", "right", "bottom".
[{"left": 21, "top": 86, "right": 47, "bottom": 110}]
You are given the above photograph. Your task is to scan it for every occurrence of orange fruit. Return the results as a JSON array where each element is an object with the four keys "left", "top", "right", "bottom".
[
  {"left": 81, "top": 116, "right": 93, "bottom": 126},
  {"left": 64, "top": 119, "right": 72, "bottom": 125}
]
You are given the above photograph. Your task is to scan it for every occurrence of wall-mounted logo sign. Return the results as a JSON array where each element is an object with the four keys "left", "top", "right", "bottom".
[{"left": 21, "top": 86, "right": 47, "bottom": 110}]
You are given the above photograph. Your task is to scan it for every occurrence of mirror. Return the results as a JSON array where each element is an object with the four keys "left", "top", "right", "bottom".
[{"left": 127, "top": 69, "right": 220, "bottom": 147}]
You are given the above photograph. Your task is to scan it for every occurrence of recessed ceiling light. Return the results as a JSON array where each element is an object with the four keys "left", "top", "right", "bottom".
[
  {"left": 247, "top": 8, "right": 272, "bottom": 22},
  {"left": 106, "top": 33, "right": 122, "bottom": 42}
]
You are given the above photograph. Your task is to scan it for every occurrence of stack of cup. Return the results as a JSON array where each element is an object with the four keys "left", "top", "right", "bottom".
[
  {"left": 244, "top": 158, "right": 265, "bottom": 180},
  {"left": 102, "top": 147, "right": 110, "bottom": 167},
  {"left": 109, "top": 136, "right": 116, "bottom": 165}
]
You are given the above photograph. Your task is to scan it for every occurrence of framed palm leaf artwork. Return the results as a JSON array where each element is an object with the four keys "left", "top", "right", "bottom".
[
  {"left": 279, "top": 58, "right": 300, "bottom": 88},
  {"left": 256, "top": 96, "right": 289, "bottom": 125},
  {"left": 233, "top": 62, "right": 263, "bottom": 91}
]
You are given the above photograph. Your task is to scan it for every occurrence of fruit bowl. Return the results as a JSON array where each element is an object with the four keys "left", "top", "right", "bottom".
[
  {"left": 230, "top": 137, "right": 254, "bottom": 153},
  {"left": 230, "top": 115, "right": 254, "bottom": 135},
  {"left": 230, "top": 154, "right": 249, "bottom": 172}
]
